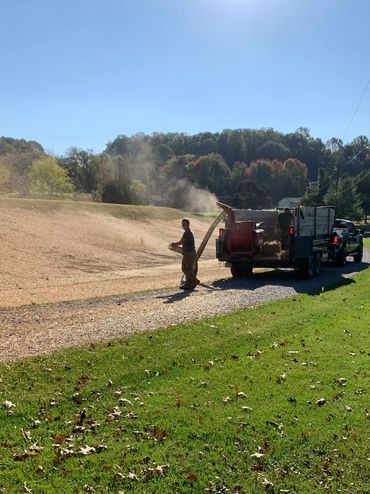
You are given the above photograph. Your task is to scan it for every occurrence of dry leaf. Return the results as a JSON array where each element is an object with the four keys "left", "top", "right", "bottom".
[
  {"left": 262, "top": 477, "right": 274, "bottom": 489},
  {"left": 251, "top": 452, "right": 264, "bottom": 458},
  {"left": 3, "top": 400, "right": 16, "bottom": 409},
  {"left": 187, "top": 473, "right": 198, "bottom": 481},
  {"left": 79, "top": 445, "right": 96, "bottom": 455},
  {"left": 53, "top": 434, "right": 65, "bottom": 445}
]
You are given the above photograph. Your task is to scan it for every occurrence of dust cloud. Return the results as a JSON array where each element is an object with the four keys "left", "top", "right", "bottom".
[{"left": 163, "top": 178, "right": 218, "bottom": 212}]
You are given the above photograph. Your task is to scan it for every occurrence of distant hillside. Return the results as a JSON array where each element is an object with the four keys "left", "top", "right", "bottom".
[{"left": 0, "top": 136, "right": 44, "bottom": 155}]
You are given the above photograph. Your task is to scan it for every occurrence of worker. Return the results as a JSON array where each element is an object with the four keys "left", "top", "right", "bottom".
[
  {"left": 170, "top": 218, "right": 199, "bottom": 289},
  {"left": 277, "top": 207, "right": 294, "bottom": 250}
]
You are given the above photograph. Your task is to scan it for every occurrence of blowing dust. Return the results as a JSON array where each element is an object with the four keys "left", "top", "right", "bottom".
[{"left": 162, "top": 178, "right": 218, "bottom": 212}]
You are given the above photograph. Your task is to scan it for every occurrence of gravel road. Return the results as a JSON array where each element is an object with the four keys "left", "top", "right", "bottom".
[{"left": 1, "top": 251, "right": 369, "bottom": 362}]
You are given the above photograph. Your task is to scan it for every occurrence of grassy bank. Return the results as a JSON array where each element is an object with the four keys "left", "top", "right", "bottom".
[
  {"left": 0, "top": 197, "right": 194, "bottom": 222},
  {"left": 1, "top": 270, "right": 369, "bottom": 493}
]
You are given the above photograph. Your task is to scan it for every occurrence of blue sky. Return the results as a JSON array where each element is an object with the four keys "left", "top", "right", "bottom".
[{"left": 0, "top": 0, "right": 369, "bottom": 154}]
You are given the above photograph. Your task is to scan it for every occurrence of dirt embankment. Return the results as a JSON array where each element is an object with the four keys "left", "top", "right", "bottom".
[
  {"left": 0, "top": 200, "right": 221, "bottom": 308},
  {"left": 2, "top": 199, "right": 368, "bottom": 363}
]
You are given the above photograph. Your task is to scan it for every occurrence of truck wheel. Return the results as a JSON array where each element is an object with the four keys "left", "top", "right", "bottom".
[
  {"left": 243, "top": 264, "right": 253, "bottom": 277},
  {"left": 353, "top": 250, "right": 363, "bottom": 263},
  {"left": 231, "top": 264, "right": 253, "bottom": 277},
  {"left": 231, "top": 264, "right": 244, "bottom": 277},
  {"left": 314, "top": 254, "right": 321, "bottom": 277},
  {"left": 300, "top": 256, "right": 315, "bottom": 279},
  {"left": 335, "top": 247, "right": 347, "bottom": 267}
]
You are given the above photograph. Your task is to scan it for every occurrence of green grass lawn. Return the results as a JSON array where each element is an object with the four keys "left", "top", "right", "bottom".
[{"left": 1, "top": 269, "right": 369, "bottom": 493}]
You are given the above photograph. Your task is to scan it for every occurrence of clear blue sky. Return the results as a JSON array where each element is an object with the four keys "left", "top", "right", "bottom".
[{"left": 0, "top": 0, "right": 369, "bottom": 154}]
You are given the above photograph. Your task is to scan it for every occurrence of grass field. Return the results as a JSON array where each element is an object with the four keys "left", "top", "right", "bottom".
[{"left": 0, "top": 253, "right": 369, "bottom": 493}]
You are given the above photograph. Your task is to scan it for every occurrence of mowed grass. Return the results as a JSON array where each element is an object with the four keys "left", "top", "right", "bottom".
[{"left": 1, "top": 270, "right": 370, "bottom": 493}]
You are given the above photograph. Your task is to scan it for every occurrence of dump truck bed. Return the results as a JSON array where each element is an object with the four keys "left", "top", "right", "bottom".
[{"left": 216, "top": 203, "right": 336, "bottom": 278}]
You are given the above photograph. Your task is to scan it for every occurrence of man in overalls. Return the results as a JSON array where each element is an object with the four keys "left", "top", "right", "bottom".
[{"left": 171, "top": 218, "right": 199, "bottom": 289}]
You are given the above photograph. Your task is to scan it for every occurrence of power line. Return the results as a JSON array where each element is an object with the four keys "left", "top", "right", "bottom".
[
  {"left": 343, "top": 78, "right": 370, "bottom": 142},
  {"left": 308, "top": 143, "right": 369, "bottom": 195},
  {"left": 334, "top": 166, "right": 370, "bottom": 196}
]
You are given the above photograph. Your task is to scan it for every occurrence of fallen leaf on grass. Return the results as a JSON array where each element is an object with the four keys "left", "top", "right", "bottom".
[
  {"left": 152, "top": 427, "right": 167, "bottom": 441},
  {"left": 79, "top": 445, "right": 96, "bottom": 455},
  {"left": 262, "top": 478, "right": 274, "bottom": 489},
  {"left": 127, "top": 472, "right": 138, "bottom": 481},
  {"left": 13, "top": 448, "right": 41, "bottom": 461},
  {"left": 336, "top": 377, "right": 347, "bottom": 387},
  {"left": 118, "top": 398, "right": 133, "bottom": 407},
  {"left": 22, "top": 430, "right": 32, "bottom": 441},
  {"left": 276, "top": 374, "right": 286, "bottom": 384},
  {"left": 3, "top": 400, "right": 16, "bottom": 410},
  {"left": 187, "top": 473, "right": 198, "bottom": 481},
  {"left": 74, "top": 408, "right": 86, "bottom": 425},
  {"left": 251, "top": 452, "right": 264, "bottom": 458},
  {"left": 24, "top": 483, "right": 33, "bottom": 493},
  {"left": 156, "top": 464, "right": 169, "bottom": 475},
  {"left": 53, "top": 434, "right": 65, "bottom": 445}
]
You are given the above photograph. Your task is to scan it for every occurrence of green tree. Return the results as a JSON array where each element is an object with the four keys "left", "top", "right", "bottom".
[
  {"left": 160, "top": 155, "right": 195, "bottom": 182},
  {"left": 234, "top": 180, "right": 271, "bottom": 208},
  {"left": 258, "top": 141, "right": 290, "bottom": 161},
  {"left": 130, "top": 180, "right": 148, "bottom": 205},
  {"left": 279, "top": 158, "right": 308, "bottom": 198},
  {"left": 189, "top": 153, "right": 231, "bottom": 195},
  {"left": 0, "top": 159, "right": 10, "bottom": 193},
  {"left": 61, "top": 147, "right": 98, "bottom": 192},
  {"left": 356, "top": 171, "right": 370, "bottom": 222},
  {"left": 324, "top": 176, "right": 363, "bottom": 220},
  {"left": 245, "top": 159, "right": 275, "bottom": 185},
  {"left": 28, "top": 156, "right": 75, "bottom": 196},
  {"left": 302, "top": 168, "right": 330, "bottom": 206}
]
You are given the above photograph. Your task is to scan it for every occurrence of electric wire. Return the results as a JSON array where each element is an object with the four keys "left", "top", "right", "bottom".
[{"left": 342, "top": 78, "right": 370, "bottom": 142}]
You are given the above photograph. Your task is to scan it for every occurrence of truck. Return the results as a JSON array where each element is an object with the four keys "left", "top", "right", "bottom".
[
  {"left": 331, "top": 219, "right": 364, "bottom": 265},
  {"left": 216, "top": 203, "right": 337, "bottom": 278}
]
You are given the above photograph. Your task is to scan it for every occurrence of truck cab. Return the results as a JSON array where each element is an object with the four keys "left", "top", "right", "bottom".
[{"left": 331, "top": 219, "right": 364, "bottom": 264}]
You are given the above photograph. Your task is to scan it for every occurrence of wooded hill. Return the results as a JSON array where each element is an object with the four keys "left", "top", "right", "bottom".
[{"left": 0, "top": 129, "right": 369, "bottom": 219}]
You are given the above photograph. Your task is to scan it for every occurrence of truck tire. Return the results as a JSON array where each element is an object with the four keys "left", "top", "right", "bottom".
[
  {"left": 231, "top": 264, "right": 243, "bottom": 277},
  {"left": 231, "top": 263, "right": 253, "bottom": 278},
  {"left": 335, "top": 247, "right": 347, "bottom": 267},
  {"left": 353, "top": 250, "right": 363, "bottom": 263},
  {"left": 300, "top": 256, "right": 315, "bottom": 279},
  {"left": 314, "top": 254, "right": 321, "bottom": 277}
]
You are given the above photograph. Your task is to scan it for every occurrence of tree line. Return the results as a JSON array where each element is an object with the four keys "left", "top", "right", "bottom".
[{"left": 0, "top": 129, "right": 369, "bottom": 220}]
